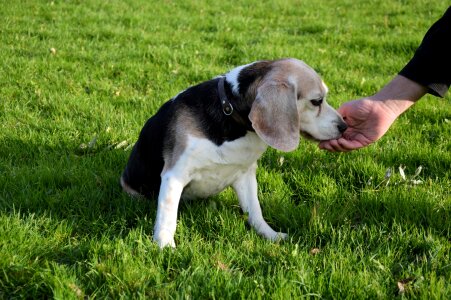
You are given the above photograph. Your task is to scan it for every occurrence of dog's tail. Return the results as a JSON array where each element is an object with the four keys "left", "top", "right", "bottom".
[{"left": 120, "top": 174, "right": 141, "bottom": 197}]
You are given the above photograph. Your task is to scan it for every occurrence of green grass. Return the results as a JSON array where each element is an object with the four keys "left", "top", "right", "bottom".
[{"left": 1, "top": 0, "right": 450, "bottom": 298}]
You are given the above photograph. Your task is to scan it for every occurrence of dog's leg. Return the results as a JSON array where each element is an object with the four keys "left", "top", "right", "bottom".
[
  {"left": 232, "top": 164, "right": 288, "bottom": 241},
  {"left": 153, "top": 172, "right": 185, "bottom": 248}
]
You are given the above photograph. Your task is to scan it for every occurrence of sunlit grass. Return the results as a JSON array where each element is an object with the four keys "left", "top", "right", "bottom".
[{"left": 1, "top": 0, "right": 450, "bottom": 298}]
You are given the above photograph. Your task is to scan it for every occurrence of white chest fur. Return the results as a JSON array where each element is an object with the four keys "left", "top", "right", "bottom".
[{"left": 168, "top": 132, "right": 268, "bottom": 199}]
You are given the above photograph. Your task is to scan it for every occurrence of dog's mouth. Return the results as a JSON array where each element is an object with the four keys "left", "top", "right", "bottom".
[{"left": 300, "top": 131, "right": 343, "bottom": 142}]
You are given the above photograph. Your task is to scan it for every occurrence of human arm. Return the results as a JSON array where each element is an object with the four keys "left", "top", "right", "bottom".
[
  {"left": 319, "top": 7, "right": 450, "bottom": 152},
  {"left": 399, "top": 6, "right": 451, "bottom": 97}
]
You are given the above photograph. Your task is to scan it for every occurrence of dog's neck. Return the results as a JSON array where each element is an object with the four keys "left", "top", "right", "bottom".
[{"left": 218, "top": 77, "right": 254, "bottom": 131}]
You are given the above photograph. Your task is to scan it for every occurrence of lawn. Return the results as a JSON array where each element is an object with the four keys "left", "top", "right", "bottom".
[{"left": 1, "top": 0, "right": 450, "bottom": 298}]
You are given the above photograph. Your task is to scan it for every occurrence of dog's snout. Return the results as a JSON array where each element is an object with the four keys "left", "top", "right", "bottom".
[{"left": 337, "top": 122, "right": 348, "bottom": 133}]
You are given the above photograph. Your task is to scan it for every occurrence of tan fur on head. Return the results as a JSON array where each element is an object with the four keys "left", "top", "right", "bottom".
[{"left": 248, "top": 58, "right": 345, "bottom": 151}]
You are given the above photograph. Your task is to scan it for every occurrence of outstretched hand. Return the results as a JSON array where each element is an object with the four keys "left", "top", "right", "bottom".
[
  {"left": 318, "top": 98, "right": 399, "bottom": 152},
  {"left": 319, "top": 75, "right": 427, "bottom": 152}
]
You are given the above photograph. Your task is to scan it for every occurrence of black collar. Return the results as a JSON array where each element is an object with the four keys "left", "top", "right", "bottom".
[
  {"left": 218, "top": 76, "right": 234, "bottom": 115},
  {"left": 217, "top": 77, "right": 254, "bottom": 131}
]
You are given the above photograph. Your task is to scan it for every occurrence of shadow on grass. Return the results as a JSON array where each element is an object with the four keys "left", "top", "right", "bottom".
[{"left": 1, "top": 137, "right": 156, "bottom": 237}]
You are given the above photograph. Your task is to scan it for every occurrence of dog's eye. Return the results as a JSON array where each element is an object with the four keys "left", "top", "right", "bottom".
[{"left": 310, "top": 98, "right": 323, "bottom": 106}]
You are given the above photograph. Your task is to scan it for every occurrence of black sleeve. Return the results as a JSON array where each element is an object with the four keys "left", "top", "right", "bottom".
[{"left": 399, "top": 6, "right": 451, "bottom": 97}]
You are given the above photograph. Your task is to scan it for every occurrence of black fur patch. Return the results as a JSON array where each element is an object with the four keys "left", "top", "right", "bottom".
[
  {"left": 122, "top": 77, "right": 255, "bottom": 198},
  {"left": 237, "top": 60, "right": 273, "bottom": 96}
]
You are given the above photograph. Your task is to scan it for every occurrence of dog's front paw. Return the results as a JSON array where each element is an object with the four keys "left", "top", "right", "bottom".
[
  {"left": 275, "top": 232, "right": 288, "bottom": 241},
  {"left": 266, "top": 231, "right": 288, "bottom": 242},
  {"left": 153, "top": 230, "right": 176, "bottom": 249}
]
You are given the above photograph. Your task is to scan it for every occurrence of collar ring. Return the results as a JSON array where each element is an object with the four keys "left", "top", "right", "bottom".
[{"left": 218, "top": 77, "right": 234, "bottom": 116}]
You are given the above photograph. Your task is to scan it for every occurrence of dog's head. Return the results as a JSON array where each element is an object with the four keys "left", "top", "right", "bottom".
[{"left": 230, "top": 58, "right": 347, "bottom": 152}]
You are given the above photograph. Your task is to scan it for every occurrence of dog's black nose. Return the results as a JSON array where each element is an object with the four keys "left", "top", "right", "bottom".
[{"left": 337, "top": 122, "right": 348, "bottom": 133}]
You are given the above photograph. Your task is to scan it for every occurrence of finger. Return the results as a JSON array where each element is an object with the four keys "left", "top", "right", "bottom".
[
  {"left": 330, "top": 139, "right": 353, "bottom": 152},
  {"left": 325, "top": 139, "right": 349, "bottom": 152},
  {"left": 320, "top": 136, "right": 367, "bottom": 152},
  {"left": 336, "top": 138, "right": 365, "bottom": 151},
  {"left": 321, "top": 138, "right": 362, "bottom": 152},
  {"left": 318, "top": 141, "right": 336, "bottom": 152}
]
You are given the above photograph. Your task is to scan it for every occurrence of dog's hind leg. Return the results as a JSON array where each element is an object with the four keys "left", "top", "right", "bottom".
[{"left": 232, "top": 164, "right": 288, "bottom": 242}]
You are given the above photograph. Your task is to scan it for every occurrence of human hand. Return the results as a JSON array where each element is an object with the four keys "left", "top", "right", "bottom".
[
  {"left": 319, "top": 75, "right": 426, "bottom": 152},
  {"left": 318, "top": 98, "right": 400, "bottom": 152}
]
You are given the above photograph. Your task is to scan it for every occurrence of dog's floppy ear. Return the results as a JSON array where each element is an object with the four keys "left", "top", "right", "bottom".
[{"left": 249, "top": 80, "right": 300, "bottom": 152}]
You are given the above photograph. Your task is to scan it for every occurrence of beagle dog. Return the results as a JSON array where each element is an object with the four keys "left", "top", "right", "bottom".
[{"left": 121, "top": 58, "right": 347, "bottom": 248}]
